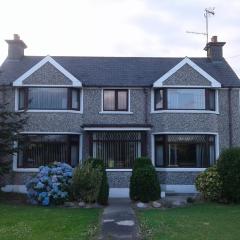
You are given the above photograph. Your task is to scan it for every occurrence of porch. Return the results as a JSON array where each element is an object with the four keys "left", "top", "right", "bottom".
[{"left": 83, "top": 124, "right": 152, "bottom": 169}]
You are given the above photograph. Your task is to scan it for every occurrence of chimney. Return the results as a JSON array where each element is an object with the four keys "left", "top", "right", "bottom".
[
  {"left": 204, "top": 36, "right": 226, "bottom": 62},
  {"left": 5, "top": 34, "right": 27, "bottom": 60}
]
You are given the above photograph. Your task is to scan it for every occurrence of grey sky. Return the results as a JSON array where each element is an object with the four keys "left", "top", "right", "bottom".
[{"left": 0, "top": 0, "right": 239, "bottom": 76}]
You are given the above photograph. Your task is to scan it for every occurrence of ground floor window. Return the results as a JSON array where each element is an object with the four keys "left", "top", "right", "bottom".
[
  {"left": 18, "top": 134, "right": 80, "bottom": 168},
  {"left": 91, "top": 131, "right": 145, "bottom": 168},
  {"left": 155, "top": 134, "right": 215, "bottom": 168}
]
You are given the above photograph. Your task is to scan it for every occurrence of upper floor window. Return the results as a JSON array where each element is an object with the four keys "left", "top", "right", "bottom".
[
  {"left": 154, "top": 88, "right": 215, "bottom": 111},
  {"left": 18, "top": 87, "right": 80, "bottom": 111},
  {"left": 103, "top": 89, "right": 128, "bottom": 111}
]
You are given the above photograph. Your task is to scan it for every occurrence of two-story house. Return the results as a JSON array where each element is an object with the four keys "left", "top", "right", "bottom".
[{"left": 1, "top": 34, "right": 240, "bottom": 197}]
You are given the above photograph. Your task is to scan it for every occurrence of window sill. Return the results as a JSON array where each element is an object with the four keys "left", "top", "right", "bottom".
[
  {"left": 151, "top": 110, "right": 219, "bottom": 114},
  {"left": 16, "top": 110, "right": 83, "bottom": 114},
  {"left": 99, "top": 111, "right": 133, "bottom": 115},
  {"left": 13, "top": 167, "right": 205, "bottom": 173},
  {"left": 106, "top": 169, "right": 132, "bottom": 172},
  {"left": 13, "top": 168, "right": 39, "bottom": 173},
  {"left": 156, "top": 168, "right": 206, "bottom": 172}
]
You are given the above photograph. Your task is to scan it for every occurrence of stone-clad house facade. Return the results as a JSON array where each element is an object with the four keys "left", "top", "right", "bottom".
[{"left": 1, "top": 34, "right": 240, "bottom": 197}]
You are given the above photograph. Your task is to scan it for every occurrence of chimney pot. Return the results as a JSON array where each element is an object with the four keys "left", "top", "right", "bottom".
[
  {"left": 14, "top": 34, "right": 20, "bottom": 40},
  {"left": 211, "top": 36, "right": 218, "bottom": 43}
]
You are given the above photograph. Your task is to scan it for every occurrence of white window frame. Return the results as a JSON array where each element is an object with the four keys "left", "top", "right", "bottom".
[
  {"left": 151, "top": 132, "right": 219, "bottom": 172},
  {"left": 13, "top": 132, "right": 83, "bottom": 172},
  {"left": 99, "top": 88, "right": 133, "bottom": 114},
  {"left": 151, "top": 88, "right": 219, "bottom": 114}
]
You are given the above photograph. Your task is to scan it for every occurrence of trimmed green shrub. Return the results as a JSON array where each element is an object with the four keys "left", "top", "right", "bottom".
[
  {"left": 87, "top": 158, "right": 109, "bottom": 205},
  {"left": 195, "top": 166, "right": 223, "bottom": 201},
  {"left": 217, "top": 148, "right": 240, "bottom": 203},
  {"left": 130, "top": 157, "right": 160, "bottom": 202},
  {"left": 71, "top": 161, "right": 102, "bottom": 203},
  {"left": 132, "top": 157, "right": 152, "bottom": 169}
]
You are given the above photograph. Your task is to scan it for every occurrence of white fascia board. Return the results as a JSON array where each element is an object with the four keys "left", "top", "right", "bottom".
[
  {"left": 153, "top": 57, "right": 221, "bottom": 88},
  {"left": 13, "top": 55, "right": 82, "bottom": 87},
  {"left": 83, "top": 127, "right": 151, "bottom": 131},
  {"left": 20, "top": 131, "right": 82, "bottom": 135}
]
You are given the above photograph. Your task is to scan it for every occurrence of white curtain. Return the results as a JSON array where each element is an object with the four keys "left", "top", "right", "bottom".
[
  {"left": 104, "top": 91, "right": 115, "bottom": 110},
  {"left": 118, "top": 91, "right": 127, "bottom": 110},
  {"left": 28, "top": 88, "right": 68, "bottom": 109},
  {"left": 196, "top": 144, "right": 205, "bottom": 167},
  {"left": 168, "top": 89, "right": 205, "bottom": 109}
]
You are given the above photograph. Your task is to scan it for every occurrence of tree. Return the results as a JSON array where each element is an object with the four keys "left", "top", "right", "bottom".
[{"left": 0, "top": 100, "right": 27, "bottom": 176}]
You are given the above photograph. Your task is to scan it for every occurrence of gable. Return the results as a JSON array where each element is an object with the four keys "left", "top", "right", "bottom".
[
  {"left": 13, "top": 56, "right": 82, "bottom": 87},
  {"left": 22, "top": 62, "right": 72, "bottom": 85},
  {"left": 163, "top": 64, "right": 211, "bottom": 86},
  {"left": 153, "top": 57, "right": 221, "bottom": 88}
]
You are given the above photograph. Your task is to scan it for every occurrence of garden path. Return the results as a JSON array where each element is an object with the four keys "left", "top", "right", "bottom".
[{"left": 98, "top": 198, "right": 140, "bottom": 240}]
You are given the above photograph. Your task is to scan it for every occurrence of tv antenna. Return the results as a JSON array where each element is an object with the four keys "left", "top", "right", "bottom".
[{"left": 186, "top": 7, "right": 215, "bottom": 44}]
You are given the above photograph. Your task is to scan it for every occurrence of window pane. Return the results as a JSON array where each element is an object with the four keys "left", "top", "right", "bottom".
[
  {"left": 71, "top": 145, "right": 79, "bottom": 167},
  {"left": 71, "top": 89, "right": 80, "bottom": 110},
  {"left": 18, "top": 134, "right": 79, "bottom": 168},
  {"left": 19, "top": 88, "right": 25, "bottom": 110},
  {"left": 28, "top": 88, "right": 68, "bottom": 110},
  {"left": 209, "top": 144, "right": 215, "bottom": 166},
  {"left": 117, "top": 91, "right": 128, "bottom": 110},
  {"left": 168, "top": 143, "right": 197, "bottom": 167},
  {"left": 104, "top": 90, "right": 115, "bottom": 110},
  {"left": 168, "top": 89, "right": 205, "bottom": 109},
  {"left": 196, "top": 144, "right": 205, "bottom": 167},
  {"left": 155, "top": 89, "right": 163, "bottom": 109},
  {"left": 207, "top": 89, "right": 215, "bottom": 111},
  {"left": 155, "top": 143, "right": 164, "bottom": 167}
]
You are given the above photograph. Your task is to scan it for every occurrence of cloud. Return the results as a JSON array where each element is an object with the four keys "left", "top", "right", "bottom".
[{"left": 0, "top": 0, "right": 239, "bottom": 76}]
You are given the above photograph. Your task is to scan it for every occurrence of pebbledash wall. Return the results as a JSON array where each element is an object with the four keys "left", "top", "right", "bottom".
[{"left": 2, "top": 57, "right": 240, "bottom": 197}]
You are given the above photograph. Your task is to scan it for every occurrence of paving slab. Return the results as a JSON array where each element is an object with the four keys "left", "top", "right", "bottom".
[{"left": 98, "top": 198, "right": 140, "bottom": 240}]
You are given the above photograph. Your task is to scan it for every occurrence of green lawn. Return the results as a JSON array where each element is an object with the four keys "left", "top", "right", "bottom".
[
  {"left": 0, "top": 203, "right": 102, "bottom": 240},
  {"left": 138, "top": 203, "right": 240, "bottom": 240}
]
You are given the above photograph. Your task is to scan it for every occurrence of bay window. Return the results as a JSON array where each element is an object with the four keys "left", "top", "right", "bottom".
[
  {"left": 155, "top": 134, "right": 216, "bottom": 168},
  {"left": 18, "top": 87, "right": 81, "bottom": 111},
  {"left": 18, "top": 134, "right": 80, "bottom": 168},
  {"left": 103, "top": 89, "right": 128, "bottom": 111},
  {"left": 154, "top": 88, "right": 216, "bottom": 111}
]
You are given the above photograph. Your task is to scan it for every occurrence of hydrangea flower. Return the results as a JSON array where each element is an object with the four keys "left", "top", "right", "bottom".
[{"left": 26, "top": 162, "right": 73, "bottom": 206}]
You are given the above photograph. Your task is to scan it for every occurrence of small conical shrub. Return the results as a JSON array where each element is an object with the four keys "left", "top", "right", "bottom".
[{"left": 130, "top": 157, "right": 160, "bottom": 202}]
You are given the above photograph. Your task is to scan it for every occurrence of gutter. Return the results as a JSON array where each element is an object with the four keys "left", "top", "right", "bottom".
[{"left": 143, "top": 88, "right": 148, "bottom": 124}]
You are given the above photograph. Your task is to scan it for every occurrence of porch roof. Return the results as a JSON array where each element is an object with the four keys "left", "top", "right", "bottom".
[{"left": 82, "top": 124, "right": 152, "bottom": 131}]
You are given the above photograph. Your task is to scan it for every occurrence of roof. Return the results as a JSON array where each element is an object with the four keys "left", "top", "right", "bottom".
[{"left": 0, "top": 56, "right": 239, "bottom": 87}]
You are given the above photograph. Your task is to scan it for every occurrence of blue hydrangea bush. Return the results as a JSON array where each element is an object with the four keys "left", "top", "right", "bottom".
[{"left": 26, "top": 162, "right": 73, "bottom": 206}]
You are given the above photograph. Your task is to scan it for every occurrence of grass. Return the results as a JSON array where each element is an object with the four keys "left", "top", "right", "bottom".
[
  {"left": 0, "top": 203, "right": 102, "bottom": 240},
  {"left": 138, "top": 203, "right": 240, "bottom": 240}
]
